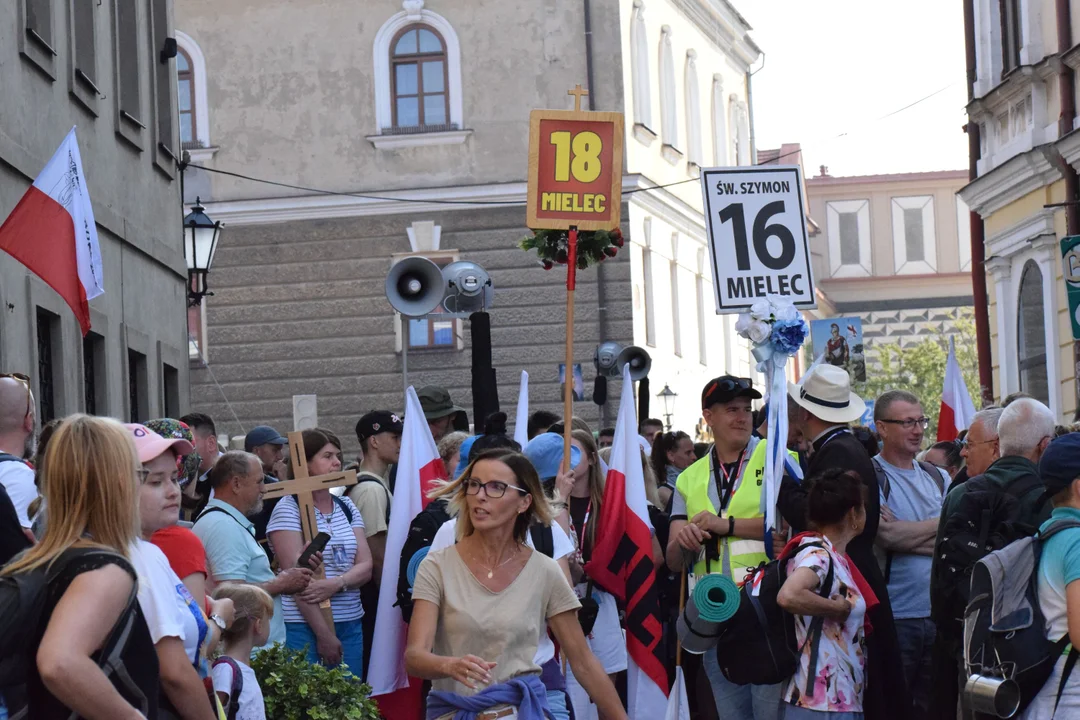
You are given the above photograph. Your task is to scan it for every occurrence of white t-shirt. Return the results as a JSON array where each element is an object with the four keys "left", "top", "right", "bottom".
[
  {"left": 212, "top": 658, "right": 266, "bottom": 720},
  {"left": 0, "top": 460, "right": 37, "bottom": 528},
  {"left": 430, "top": 518, "right": 574, "bottom": 666},
  {"left": 130, "top": 539, "right": 205, "bottom": 665}
]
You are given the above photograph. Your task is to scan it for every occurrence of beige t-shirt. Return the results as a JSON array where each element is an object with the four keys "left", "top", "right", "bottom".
[
  {"left": 412, "top": 545, "right": 581, "bottom": 696},
  {"left": 346, "top": 472, "right": 391, "bottom": 537}
]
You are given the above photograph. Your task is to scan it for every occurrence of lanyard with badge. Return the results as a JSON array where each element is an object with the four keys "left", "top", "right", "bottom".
[{"left": 712, "top": 446, "right": 747, "bottom": 512}]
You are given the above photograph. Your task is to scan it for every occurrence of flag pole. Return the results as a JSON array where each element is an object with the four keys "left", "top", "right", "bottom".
[{"left": 563, "top": 226, "right": 578, "bottom": 470}]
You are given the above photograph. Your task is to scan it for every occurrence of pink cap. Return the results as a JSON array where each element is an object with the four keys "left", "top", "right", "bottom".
[{"left": 125, "top": 423, "right": 194, "bottom": 464}]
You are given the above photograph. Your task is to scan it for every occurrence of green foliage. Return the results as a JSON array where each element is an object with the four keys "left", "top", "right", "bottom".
[
  {"left": 250, "top": 644, "right": 382, "bottom": 720},
  {"left": 519, "top": 227, "right": 624, "bottom": 270},
  {"left": 858, "top": 315, "right": 982, "bottom": 440}
]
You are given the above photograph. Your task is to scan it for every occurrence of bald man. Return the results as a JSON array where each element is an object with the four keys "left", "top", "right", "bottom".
[{"left": 0, "top": 375, "right": 38, "bottom": 528}]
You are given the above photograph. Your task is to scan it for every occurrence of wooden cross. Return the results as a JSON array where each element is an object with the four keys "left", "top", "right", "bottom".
[
  {"left": 568, "top": 84, "right": 589, "bottom": 112},
  {"left": 261, "top": 431, "right": 358, "bottom": 627}
]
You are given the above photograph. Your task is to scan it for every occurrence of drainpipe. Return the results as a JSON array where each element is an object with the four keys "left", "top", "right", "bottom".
[
  {"left": 1057, "top": 0, "right": 1079, "bottom": 233},
  {"left": 583, "top": 0, "right": 613, "bottom": 425},
  {"left": 963, "top": 0, "right": 995, "bottom": 406}
]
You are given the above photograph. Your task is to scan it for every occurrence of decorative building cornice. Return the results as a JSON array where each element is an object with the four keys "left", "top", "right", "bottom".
[{"left": 958, "top": 145, "right": 1062, "bottom": 217}]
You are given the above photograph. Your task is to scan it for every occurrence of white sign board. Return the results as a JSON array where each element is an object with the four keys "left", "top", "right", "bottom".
[{"left": 701, "top": 165, "right": 816, "bottom": 313}]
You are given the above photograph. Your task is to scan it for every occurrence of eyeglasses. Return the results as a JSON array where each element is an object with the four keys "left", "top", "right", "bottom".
[
  {"left": 960, "top": 437, "right": 997, "bottom": 449},
  {"left": 0, "top": 373, "right": 32, "bottom": 419},
  {"left": 463, "top": 478, "right": 529, "bottom": 499},
  {"left": 879, "top": 416, "right": 930, "bottom": 430}
]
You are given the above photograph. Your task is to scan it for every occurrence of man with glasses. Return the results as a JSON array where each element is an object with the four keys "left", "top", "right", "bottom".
[
  {"left": 0, "top": 373, "right": 37, "bottom": 529},
  {"left": 871, "top": 390, "right": 950, "bottom": 714}
]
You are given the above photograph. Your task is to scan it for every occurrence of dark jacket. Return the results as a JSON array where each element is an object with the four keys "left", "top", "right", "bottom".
[
  {"left": 0, "top": 482, "right": 31, "bottom": 566},
  {"left": 778, "top": 426, "right": 909, "bottom": 720}
]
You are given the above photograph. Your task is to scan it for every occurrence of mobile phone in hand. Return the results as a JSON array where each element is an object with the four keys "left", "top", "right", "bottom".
[{"left": 297, "top": 532, "right": 331, "bottom": 569}]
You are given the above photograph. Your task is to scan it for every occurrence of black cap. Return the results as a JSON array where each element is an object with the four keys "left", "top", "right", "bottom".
[
  {"left": 701, "top": 375, "right": 762, "bottom": 410},
  {"left": 355, "top": 411, "right": 404, "bottom": 443},
  {"left": 1038, "top": 433, "right": 1080, "bottom": 501}
]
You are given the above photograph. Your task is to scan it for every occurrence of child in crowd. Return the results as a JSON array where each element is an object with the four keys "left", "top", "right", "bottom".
[{"left": 211, "top": 585, "right": 273, "bottom": 720}]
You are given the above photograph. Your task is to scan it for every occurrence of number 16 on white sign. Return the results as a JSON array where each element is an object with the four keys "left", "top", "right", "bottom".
[{"left": 701, "top": 166, "right": 816, "bottom": 314}]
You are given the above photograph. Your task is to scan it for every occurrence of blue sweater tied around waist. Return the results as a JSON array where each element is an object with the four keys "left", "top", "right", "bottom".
[{"left": 425, "top": 674, "right": 553, "bottom": 720}]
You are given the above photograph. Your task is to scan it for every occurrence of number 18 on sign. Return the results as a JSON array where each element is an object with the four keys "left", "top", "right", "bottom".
[{"left": 701, "top": 166, "right": 816, "bottom": 313}]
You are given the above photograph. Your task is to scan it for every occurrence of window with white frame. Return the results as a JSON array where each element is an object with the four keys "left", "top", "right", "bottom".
[
  {"left": 711, "top": 75, "right": 727, "bottom": 166},
  {"left": 175, "top": 32, "right": 211, "bottom": 150},
  {"left": 684, "top": 50, "right": 702, "bottom": 168},
  {"left": 826, "top": 200, "right": 871, "bottom": 277},
  {"left": 1001, "top": 0, "right": 1022, "bottom": 75},
  {"left": 658, "top": 26, "right": 679, "bottom": 151},
  {"left": 892, "top": 195, "right": 936, "bottom": 274},
  {"left": 957, "top": 197, "right": 972, "bottom": 271},
  {"left": 1017, "top": 260, "right": 1048, "bottom": 403},
  {"left": 630, "top": 0, "right": 652, "bottom": 132},
  {"left": 373, "top": 8, "right": 463, "bottom": 136}
]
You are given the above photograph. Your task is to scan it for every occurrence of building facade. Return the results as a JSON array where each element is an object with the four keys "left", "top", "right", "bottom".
[
  {"left": 805, "top": 169, "right": 975, "bottom": 365},
  {"left": 178, "top": 0, "right": 763, "bottom": 453},
  {"left": 0, "top": 0, "right": 189, "bottom": 425},
  {"left": 959, "top": 0, "right": 1080, "bottom": 419}
]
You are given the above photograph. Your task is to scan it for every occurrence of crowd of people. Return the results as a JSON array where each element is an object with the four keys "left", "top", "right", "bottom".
[{"left": 2, "top": 360, "right": 1080, "bottom": 720}]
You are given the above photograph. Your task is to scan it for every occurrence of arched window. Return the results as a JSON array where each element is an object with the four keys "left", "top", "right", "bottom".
[
  {"left": 177, "top": 49, "right": 196, "bottom": 146},
  {"left": 630, "top": 0, "right": 652, "bottom": 130},
  {"left": 1017, "top": 260, "right": 1049, "bottom": 403},
  {"left": 390, "top": 25, "right": 449, "bottom": 129}
]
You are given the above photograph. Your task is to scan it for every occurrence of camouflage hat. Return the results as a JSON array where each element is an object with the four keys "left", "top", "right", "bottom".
[{"left": 145, "top": 418, "right": 202, "bottom": 488}]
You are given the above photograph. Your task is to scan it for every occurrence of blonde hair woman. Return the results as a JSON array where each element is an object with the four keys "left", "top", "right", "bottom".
[
  {"left": 2, "top": 415, "right": 157, "bottom": 719},
  {"left": 406, "top": 449, "right": 626, "bottom": 720}
]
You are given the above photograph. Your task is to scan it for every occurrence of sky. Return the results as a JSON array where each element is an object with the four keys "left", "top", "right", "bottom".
[{"left": 740, "top": 0, "right": 970, "bottom": 178}]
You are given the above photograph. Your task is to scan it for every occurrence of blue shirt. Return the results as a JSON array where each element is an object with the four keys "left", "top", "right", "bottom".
[
  {"left": 1037, "top": 507, "right": 1080, "bottom": 641},
  {"left": 874, "top": 456, "right": 946, "bottom": 619},
  {"left": 192, "top": 498, "right": 284, "bottom": 649}
]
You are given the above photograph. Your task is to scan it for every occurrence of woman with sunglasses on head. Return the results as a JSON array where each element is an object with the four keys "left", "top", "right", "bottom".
[
  {"left": 267, "top": 428, "right": 373, "bottom": 674},
  {"left": 649, "top": 430, "right": 695, "bottom": 511},
  {"left": 126, "top": 423, "right": 234, "bottom": 720},
  {"left": 1, "top": 416, "right": 158, "bottom": 719},
  {"left": 406, "top": 448, "right": 626, "bottom": 720}
]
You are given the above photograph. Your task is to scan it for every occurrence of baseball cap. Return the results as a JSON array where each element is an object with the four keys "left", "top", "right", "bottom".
[
  {"left": 701, "top": 375, "right": 762, "bottom": 410},
  {"left": 244, "top": 425, "right": 287, "bottom": 452},
  {"left": 1038, "top": 433, "right": 1080, "bottom": 501},
  {"left": 355, "top": 411, "right": 404, "bottom": 443},
  {"left": 524, "top": 432, "right": 583, "bottom": 481},
  {"left": 125, "top": 423, "right": 194, "bottom": 464}
]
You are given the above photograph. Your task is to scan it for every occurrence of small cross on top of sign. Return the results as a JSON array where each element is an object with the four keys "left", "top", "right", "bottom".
[{"left": 568, "top": 84, "right": 589, "bottom": 112}]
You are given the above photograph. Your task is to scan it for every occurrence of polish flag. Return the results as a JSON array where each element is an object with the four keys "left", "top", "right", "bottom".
[
  {"left": 0, "top": 128, "right": 103, "bottom": 335},
  {"left": 513, "top": 370, "right": 529, "bottom": 448},
  {"left": 938, "top": 336, "right": 977, "bottom": 442},
  {"left": 369, "top": 386, "right": 448, "bottom": 715},
  {"left": 584, "top": 364, "right": 669, "bottom": 716}
]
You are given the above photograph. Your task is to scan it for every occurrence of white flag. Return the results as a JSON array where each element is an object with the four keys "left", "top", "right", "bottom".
[{"left": 513, "top": 370, "right": 529, "bottom": 448}]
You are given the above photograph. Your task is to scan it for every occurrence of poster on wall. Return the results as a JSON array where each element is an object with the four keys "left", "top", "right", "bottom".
[
  {"left": 811, "top": 317, "right": 866, "bottom": 384},
  {"left": 559, "top": 363, "right": 585, "bottom": 402}
]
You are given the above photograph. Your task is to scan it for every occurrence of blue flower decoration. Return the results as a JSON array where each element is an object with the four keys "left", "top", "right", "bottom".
[{"left": 770, "top": 318, "right": 808, "bottom": 356}]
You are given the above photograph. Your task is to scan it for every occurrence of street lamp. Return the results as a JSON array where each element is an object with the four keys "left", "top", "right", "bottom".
[
  {"left": 657, "top": 383, "right": 678, "bottom": 430},
  {"left": 183, "top": 197, "right": 222, "bottom": 307}
]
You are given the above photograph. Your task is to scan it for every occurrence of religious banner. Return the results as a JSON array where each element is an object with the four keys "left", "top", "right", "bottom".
[{"left": 810, "top": 316, "right": 866, "bottom": 384}]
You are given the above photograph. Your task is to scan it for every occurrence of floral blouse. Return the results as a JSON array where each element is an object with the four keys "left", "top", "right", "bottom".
[{"left": 783, "top": 535, "right": 867, "bottom": 712}]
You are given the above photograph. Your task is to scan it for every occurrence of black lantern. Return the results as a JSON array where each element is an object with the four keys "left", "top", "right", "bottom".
[
  {"left": 183, "top": 197, "right": 221, "bottom": 307},
  {"left": 657, "top": 383, "right": 678, "bottom": 430}
]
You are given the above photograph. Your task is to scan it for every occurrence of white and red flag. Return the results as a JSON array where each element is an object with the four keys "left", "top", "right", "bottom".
[
  {"left": 0, "top": 128, "right": 103, "bottom": 335},
  {"left": 584, "top": 364, "right": 669, "bottom": 716},
  {"left": 369, "top": 386, "right": 448, "bottom": 716},
  {"left": 938, "top": 336, "right": 977, "bottom": 442}
]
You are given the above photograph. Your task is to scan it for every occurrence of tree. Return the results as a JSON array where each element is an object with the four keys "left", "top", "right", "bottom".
[{"left": 859, "top": 315, "right": 981, "bottom": 440}]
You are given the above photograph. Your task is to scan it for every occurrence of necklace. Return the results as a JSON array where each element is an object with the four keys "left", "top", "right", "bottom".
[{"left": 472, "top": 545, "right": 521, "bottom": 579}]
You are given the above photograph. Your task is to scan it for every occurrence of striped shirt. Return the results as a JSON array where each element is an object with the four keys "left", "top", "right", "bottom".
[{"left": 267, "top": 495, "right": 365, "bottom": 623}]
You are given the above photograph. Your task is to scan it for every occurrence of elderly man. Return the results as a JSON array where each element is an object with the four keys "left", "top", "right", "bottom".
[
  {"left": 930, "top": 399, "right": 1054, "bottom": 718},
  {"left": 193, "top": 451, "right": 314, "bottom": 652},
  {"left": 0, "top": 374, "right": 37, "bottom": 529}
]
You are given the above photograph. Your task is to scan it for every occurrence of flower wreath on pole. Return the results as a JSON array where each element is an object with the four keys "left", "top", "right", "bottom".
[
  {"left": 519, "top": 227, "right": 624, "bottom": 270},
  {"left": 734, "top": 295, "right": 808, "bottom": 553}
]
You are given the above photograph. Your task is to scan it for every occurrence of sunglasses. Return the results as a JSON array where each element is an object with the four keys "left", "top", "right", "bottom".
[
  {"left": 0, "top": 373, "right": 32, "bottom": 419},
  {"left": 704, "top": 377, "right": 752, "bottom": 399}
]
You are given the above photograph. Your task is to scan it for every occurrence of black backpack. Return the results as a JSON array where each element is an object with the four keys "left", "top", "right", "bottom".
[
  {"left": 963, "top": 518, "right": 1080, "bottom": 716},
  {"left": 714, "top": 539, "right": 834, "bottom": 691},
  {"left": 0, "top": 548, "right": 140, "bottom": 717},
  {"left": 931, "top": 473, "right": 1045, "bottom": 631}
]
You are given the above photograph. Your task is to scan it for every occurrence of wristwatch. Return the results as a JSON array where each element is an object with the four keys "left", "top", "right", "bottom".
[{"left": 209, "top": 613, "right": 227, "bottom": 631}]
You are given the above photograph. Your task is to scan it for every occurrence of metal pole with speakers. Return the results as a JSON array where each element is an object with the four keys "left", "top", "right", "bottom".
[
  {"left": 385, "top": 257, "right": 447, "bottom": 400},
  {"left": 441, "top": 261, "right": 497, "bottom": 431}
]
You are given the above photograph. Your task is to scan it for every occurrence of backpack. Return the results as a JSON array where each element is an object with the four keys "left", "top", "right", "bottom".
[
  {"left": 212, "top": 656, "right": 245, "bottom": 720},
  {"left": 714, "top": 539, "right": 835, "bottom": 691},
  {"left": 0, "top": 549, "right": 139, "bottom": 717},
  {"left": 931, "top": 473, "right": 1045, "bottom": 631},
  {"left": 963, "top": 518, "right": 1080, "bottom": 716},
  {"left": 872, "top": 457, "right": 944, "bottom": 582},
  {"left": 396, "top": 498, "right": 453, "bottom": 623}
]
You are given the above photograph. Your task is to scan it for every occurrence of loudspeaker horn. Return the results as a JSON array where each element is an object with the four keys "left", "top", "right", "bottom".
[
  {"left": 385, "top": 257, "right": 446, "bottom": 317},
  {"left": 616, "top": 345, "right": 652, "bottom": 382},
  {"left": 594, "top": 342, "right": 624, "bottom": 378},
  {"left": 441, "top": 261, "right": 494, "bottom": 315}
]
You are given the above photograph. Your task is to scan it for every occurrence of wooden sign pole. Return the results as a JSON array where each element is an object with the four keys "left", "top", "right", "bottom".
[
  {"left": 261, "top": 431, "right": 358, "bottom": 628},
  {"left": 561, "top": 84, "right": 588, "bottom": 472}
]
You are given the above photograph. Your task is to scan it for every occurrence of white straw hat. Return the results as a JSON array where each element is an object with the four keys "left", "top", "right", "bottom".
[{"left": 787, "top": 364, "right": 866, "bottom": 424}]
